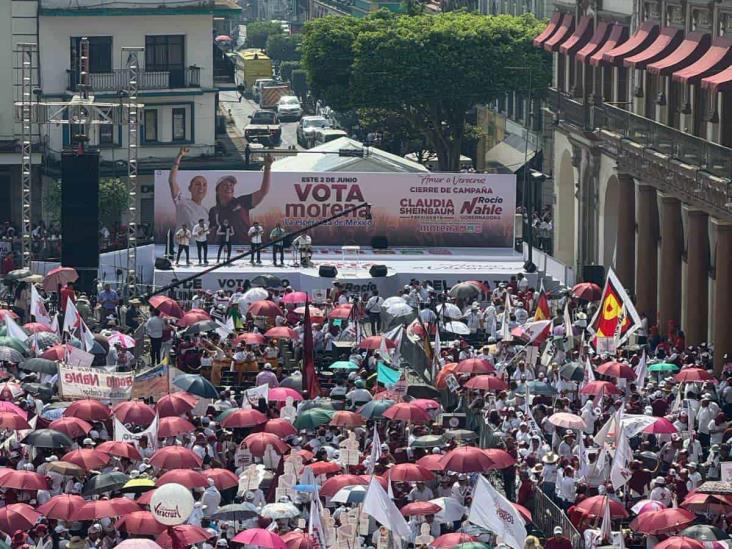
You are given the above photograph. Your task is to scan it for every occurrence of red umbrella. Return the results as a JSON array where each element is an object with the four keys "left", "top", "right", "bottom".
[
  {"left": 64, "top": 399, "right": 111, "bottom": 421},
  {"left": 148, "top": 295, "right": 184, "bottom": 319},
  {"left": 116, "top": 511, "right": 166, "bottom": 536},
  {"left": 37, "top": 494, "right": 86, "bottom": 520},
  {"left": 410, "top": 399, "right": 441, "bottom": 411},
  {"left": 242, "top": 432, "right": 290, "bottom": 457},
  {"left": 320, "top": 475, "right": 368, "bottom": 497},
  {"left": 157, "top": 525, "right": 214, "bottom": 549},
  {"left": 263, "top": 418, "right": 298, "bottom": 438},
  {"left": 388, "top": 463, "right": 434, "bottom": 482},
  {"left": 309, "top": 461, "right": 342, "bottom": 475},
  {"left": 401, "top": 501, "right": 441, "bottom": 516},
  {"left": 383, "top": 402, "right": 431, "bottom": 423},
  {"left": 283, "top": 292, "right": 308, "bottom": 304},
  {"left": 41, "top": 344, "right": 69, "bottom": 361},
  {"left": 576, "top": 495, "right": 629, "bottom": 518},
  {"left": 330, "top": 411, "right": 365, "bottom": 428},
  {"left": 296, "top": 449, "right": 314, "bottom": 461},
  {"left": 0, "top": 412, "right": 30, "bottom": 430},
  {"left": 644, "top": 418, "right": 678, "bottom": 434},
  {"left": 49, "top": 416, "right": 92, "bottom": 438},
  {"left": 416, "top": 455, "right": 446, "bottom": 472},
  {"left": 22, "top": 322, "right": 52, "bottom": 333},
  {"left": 158, "top": 416, "right": 196, "bottom": 438},
  {"left": 136, "top": 489, "right": 155, "bottom": 506},
  {"left": 157, "top": 469, "right": 208, "bottom": 489},
  {"left": 156, "top": 392, "right": 198, "bottom": 417},
  {"left": 221, "top": 408, "right": 268, "bottom": 429},
  {"left": 571, "top": 282, "right": 602, "bottom": 301},
  {"left": 0, "top": 309, "right": 19, "bottom": 321},
  {"left": 0, "top": 382, "right": 22, "bottom": 401},
  {"left": 177, "top": 310, "right": 211, "bottom": 328},
  {"left": 431, "top": 533, "right": 477, "bottom": 548},
  {"left": 0, "top": 503, "right": 40, "bottom": 534},
  {"left": 675, "top": 367, "right": 715, "bottom": 383},
  {"left": 597, "top": 361, "right": 636, "bottom": 380},
  {"left": 96, "top": 441, "right": 143, "bottom": 461},
  {"left": 150, "top": 446, "right": 203, "bottom": 470},
  {"left": 109, "top": 497, "right": 141, "bottom": 514},
  {"left": 483, "top": 449, "right": 517, "bottom": 469},
  {"left": 249, "top": 300, "right": 283, "bottom": 318},
  {"left": 74, "top": 498, "right": 139, "bottom": 520},
  {"left": 113, "top": 400, "right": 156, "bottom": 426},
  {"left": 435, "top": 362, "right": 459, "bottom": 390},
  {"left": 206, "top": 468, "right": 239, "bottom": 490},
  {"left": 454, "top": 358, "right": 495, "bottom": 375},
  {"left": 328, "top": 305, "right": 353, "bottom": 320},
  {"left": 62, "top": 449, "right": 110, "bottom": 471},
  {"left": 0, "top": 469, "right": 48, "bottom": 490},
  {"left": 0, "top": 402, "right": 25, "bottom": 418},
  {"left": 361, "top": 475, "right": 388, "bottom": 491},
  {"left": 232, "top": 528, "right": 287, "bottom": 549},
  {"left": 269, "top": 387, "right": 303, "bottom": 402},
  {"left": 358, "top": 336, "right": 395, "bottom": 350},
  {"left": 234, "top": 332, "right": 267, "bottom": 346},
  {"left": 215, "top": 34, "right": 233, "bottom": 42},
  {"left": 373, "top": 389, "right": 405, "bottom": 402},
  {"left": 654, "top": 538, "right": 705, "bottom": 549},
  {"left": 440, "top": 447, "right": 495, "bottom": 473},
  {"left": 580, "top": 380, "right": 620, "bottom": 396},
  {"left": 630, "top": 508, "right": 695, "bottom": 534},
  {"left": 282, "top": 532, "right": 313, "bottom": 549},
  {"left": 681, "top": 491, "right": 732, "bottom": 513},
  {"left": 43, "top": 267, "right": 78, "bottom": 292},
  {"left": 464, "top": 375, "right": 508, "bottom": 392},
  {"left": 513, "top": 503, "right": 532, "bottom": 523},
  {"left": 265, "top": 326, "right": 298, "bottom": 339}
]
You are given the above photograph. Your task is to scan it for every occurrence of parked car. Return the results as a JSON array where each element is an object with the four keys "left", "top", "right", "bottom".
[
  {"left": 276, "top": 95, "right": 303, "bottom": 121},
  {"left": 244, "top": 110, "right": 281, "bottom": 145},
  {"left": 313, "top": 128, "right": 348, "bottom": 147},
  {"left": 252, "top": 78, "right": 277, "bottom": 102},
  {"left": 296, "top": 116, "right": 331, "bottom": 148}
]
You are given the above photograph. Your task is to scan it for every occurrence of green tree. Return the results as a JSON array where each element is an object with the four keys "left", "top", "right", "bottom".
[
  {"left": 45, "top": 177, "right": 129, "bottom": 229},
  {"left": 301, "top": 12, "right": 550, "bottom": 171},
  {"left": 246, "top": 21, "right": 284, "bottom": 49},
  {"left": 266, "top": 33, "right": 302, "bottom": 62}
]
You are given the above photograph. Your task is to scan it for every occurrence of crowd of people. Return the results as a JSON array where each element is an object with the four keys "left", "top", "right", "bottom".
[{"left": 0, "top": 267, "right": 728, "bottom": 549}]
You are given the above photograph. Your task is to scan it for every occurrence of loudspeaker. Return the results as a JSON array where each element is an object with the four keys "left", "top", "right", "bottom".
[
  {"left": 155, "top": 257, "right": 173, "bottom": 271},
  {"left": 582, "top": 265, "right": 606, "bottom": 287},
  {"left": 371, "top": 235, "right": 388, "bottom": 249},
  {"left": 319, "top": 265, "right": 338, "bottom": 278},
  {"left": 61, "top": 151, "right": 100, "bottom": 294},
  {"left": 369, "top": 264, "right": 387, "bottom": 277}
]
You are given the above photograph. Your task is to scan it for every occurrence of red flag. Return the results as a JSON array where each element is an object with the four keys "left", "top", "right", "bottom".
[
  {"left": 534, "top": 290, "right": 551, "bottom": 320},
  {"left": 303, "top": 298, "right": 321, "bottom": 398}
]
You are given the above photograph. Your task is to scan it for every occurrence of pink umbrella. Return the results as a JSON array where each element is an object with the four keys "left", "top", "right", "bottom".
[
  {"left": 177, "top": 310, "right": 211, "bottom": 327},
  {"left": 630, "top": 508, "right": 696, "bottom": 535},
  {"left": 42, "top": 266, "right": 78, "bottom": 292},
  {"left": 62, "top": 449, "right": 110, "bottom": 471},
  {"left": 150, "top": 446, "right": 203, "bottom": 470},
  {"left": 0, "top": 411, "right": 29, "bottom": 430},
  {"left": 268, "top": 387, "right": 303, "bottom": 402},
  {"left": 548, "top": 412, "right": 586, "bottom": 430},
  {"left": 0, "top": 469, "right": 48, "bottom": 490},
  {"left": 309, "top": 462, "right": 341, "bottom": 475},
  {"left": 112, "top": 400, "right": 156, "bottom": 426},
  {"left": 221, "top": 408, "right": 268, "bottom": 429},
  {"left": 571, "top": 282, "right": 602, "bottom": 301},
  {"left": 644, "top": 418, "right": 678, "bottom": 434},
  {"left": 265, "top": 326, "right": 298, "bottom": 339},
  {"left": 454, "top": 358, "right": 495, "bottom": 375},
  {"left": 157, "top": 469, "right": 208, "bottom": 489},
  {"left": 37, "top": 494, "right": 86, "bottom": 520},
  {"left": 416, "top": 454, "right": 446, "bottom": 471},
  {"left": 107, "top": 331, "right": 136, "bottom": 349},
  {"left": 464, "top": 375, "right": 508, "bottom": 392},
  {"left": 74, "top": 498, "right": 136, "bottom": 521},
  {"left": 654, "top": 538, "right": 704, "bottom": 549},
  {"left": 65, "top": 399, "right": 111, "bottom": 421},
  {"left": 283, "top": 292, "right": 308, "bottom": 304},
  {"left": 328, "top": 305, "right": 354, "bottom": 320},
  {"left": 577, "top": 495, "right": 630, "bottom": 518},
  {"left": 401, "top": 501, "right": 442, "bottom": 516},
  {"left": 0, "top": 309, "right": 19, "bottom": 321},
  {"left": 0, "top": 503, "right": 40, "bottom": 534},
  {"left": 358, "top": 336, "right": 396, "bottom": 350},
  {"left": 410, "top": 398, "right": 441, "bottom": 411},
  {"left": 96, "top": 441, "right": 143, "bottom": 461},
  {"left": 156, "top": 525, "right": 214, "bottom": 549},
  {"left": 148, "top": 296, "right": 184, "bottom": 319},
  {"left": 116, "top": 511, "right": 166, "bottom": 536},
  {"left": 263, "top": 418, "right": 298, "bottom": 438},
  {"left": 158, "top": 417, "right": 195, "bottom": 438},
  {"left": 330, "top": 411, "right": 365, "bottom": 428},
  {"left": 597, "top": 360, "right": 636, "bottom": 380},
  {"left": 439, "top": 447, "right": 495, "bottom": 473},
  {"left": 49, "top": 416, "right": 92, "bottom": 438},
  {"left": 675, "top": 367, "right": 715, "bottom": 383},
  {"left": 41, "top": 344, "right": 69, "bottom": 361},
  {"left": 0, "top": 401, "right": 26, "bottom": 418},
  {"left": 22, "top": 322, "right": 52, "bottom": 333},
  {"left": 431, "top": 533, "right": 477, "bottom": 548},
  {"left": 0, "top": 382, "right": 23, "bottom": 401},
  {"left": 156, "top": 392, "right": 198, "bottom": 417},
  {"left": 631, "top": 499, "right": 667, "bottom": 515},
  {"left": 232, "top": 528, "right": 287, "bottom": 549},
  {"left": 115, "top": 540, "right": 163, "bottom": 549},
  {"left": 206, "top": 468, "right": 239, "bottom": 490},
  {"left": 320, "top": 475, "right": 368, "bottom": 497},
  {"left": 282, "top": 532, "right": 313, "bottom": 549},
  {"left": 249, "top": 300, "right": 283, "bottom": 318},
  {"left": 383, "top": 402, "right": 431, "bottom": 423},
  {"left": 483, "top": 449, "right": 517, "bottom": 469},
  {"left": 242, "top": 432, "right": 290, "bottom": 457},
  {"left": 388, "top": 463, "right": 434, "bottom": 482},
  {"left": 580, "top": 380, "right": 620, "bottom": 396},
  {"left": 234, "top": 332, "right": 267, "bottom": 346},
  {"left": 215, "top": 34, "right": 232, "bottom": 42}
]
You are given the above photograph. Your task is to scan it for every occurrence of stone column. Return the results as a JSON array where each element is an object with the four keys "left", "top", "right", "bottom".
[
  {"left": 684, "top": 209, "right": 709, "bottom": 346},
  {"left": 658, "top": 195, "right": 682, "bottom": 334},
  {"left": 615, "top": 174, "right": 636, "bottom": 293},
  {"left": 713, "top": 222, "right": 732, "bottom": 376},
  {"left": 635, "top": 185, "right": 659, "bottom": 324}
]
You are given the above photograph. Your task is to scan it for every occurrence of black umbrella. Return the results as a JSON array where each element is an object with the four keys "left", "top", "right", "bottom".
[
  {"left": 21, "top": 383, "right": 54, "bottom": 400},
  {"left": 20, "top": 358, "right": 58, "bottom": 376},
  {"left": 82, "top": 471, "right": 130, "bottom": 496},
  {"left": 407, "top": 384, "right": 439, "bottom": 399},
  {"left": 251, "top": 274, "right": 281, "bottom": 288},
  {"left": 24, "top": 429, "right": 73, "bottom": 449},
  {"left": 183, "top": 320, "right": 220, "bottom": 336},
  {"left": 212, "top": 503, "right": 259, "bottom": 521}
]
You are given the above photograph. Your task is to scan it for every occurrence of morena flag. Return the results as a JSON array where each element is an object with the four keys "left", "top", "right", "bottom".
[{"left": 589, "top": 268, "right": 641, "bottom": 346}]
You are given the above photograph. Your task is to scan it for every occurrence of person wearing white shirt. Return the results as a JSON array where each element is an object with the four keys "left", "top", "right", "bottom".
[
  {"left": 514, "top": 303, "right": 529, "bottom": 324},
  {"left": 192, "top": 219, "right": 210, "bottom": 265},
  {"left": 247, "top": 221, "right": 264, "bottom": 265},
  {"left": 649, "top": 477, "right": 673, "bottom": 506},
  {"left": 557, "top": 466, "right": 577, "bottom": 509},
  {"left": 686, "top": 463, "right": 703, "bottom": 491},
  {"left": 463, "top": 305, "right": 481, "bottom": 334},
  {"left": 407, "top": 481, "right": 434, "bottom": 502},
  {"left": 365, "top": 290, "right": 384, "bottom": 335}
]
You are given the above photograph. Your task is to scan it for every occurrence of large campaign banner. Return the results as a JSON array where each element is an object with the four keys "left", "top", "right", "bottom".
[
  {"left": 154, "top": 169, "right": 516, "bottom": 248},
  {"left": 58, "top": 364, "right": 134, "bottom": 401}
]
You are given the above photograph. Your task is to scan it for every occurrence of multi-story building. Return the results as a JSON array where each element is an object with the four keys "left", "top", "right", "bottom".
[{"left": 532, "top": 0, "right": 732, "bottom": 371}]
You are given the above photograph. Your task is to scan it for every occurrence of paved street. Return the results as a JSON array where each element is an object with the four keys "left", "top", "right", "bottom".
[{"left": 219, "top": 90, "right": 302, "bottom": 150}]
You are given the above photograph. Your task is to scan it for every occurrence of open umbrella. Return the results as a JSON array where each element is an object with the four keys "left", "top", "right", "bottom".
[
  {"left": 482, "top": 449, "right": 517, "bottom": 469},
  {"left": 282, "top": 532, "right": 313, "bottom": 549},
  {"left": 571, "top": 282, "right": 601, "bottom": 301},
  {"left": 62, "top": 449, "right": 110, "bottom": 471},
  {"left": 512, "top": 503, "right": 532, "bottom": 523},
  {"left": 37, "top": 494, "right": 86, "bottom": 520},
  {"left": 19, "top": 358, "right": 57, "bottom": 375},
  {"left": 358, "top": 336, "right": 396, "bottom": 350},
  {"left": 444, "top": 429, "right": 478, "bottom": 442},
  {"left": 330, "top": 411, "right": 365, "bottom": 428},
  {"left": 115, "top": 540, "right": 162, "bottom": 549},
  {"left": 454, "top": 358, "right": 495, "bottom": 375},
  {"left": 0, "top": 469, "right": 48, "bottom": 490},
  {"left": 49, "top": 416, "right": 92, "bottom": 438},
  {"left": 332, "top": 485, "right": 367, "bottom": 504},
  {"left": 158, "top": 417, "right": 195, "bottom": 438},
  {"left": 0, "top": 412, "right": 29, "bottom": 430},
  {"left": 294, "top": 408, "right": 334, "bottom": 430},
  {"left": 182, "top": 320, "right": 220, "bottom": 336},
  {"left": 150, "top": 446, "right": 203, "bottom": 469},
  {"left": 24, "top": 428, "right": 73, "bottom": 449},
  {"left": 320, "top": 475, "right": 368, "bottom": 498},
  {"left": 157, "top": 469, "right": 208, "bottom": 489},
  {"left": 112, "top": 400, "right": 156, "bottom": 426},
  {"left": 265, "top": 326, "right": 298, "bottom": 339},
  {"left": 263, "top": 418, "right": 298, "bottom": 438},
  {"left": 679, "top": 525, "right": 731, "bottom": 541},
  {"left": 329, "top": 360, "right": 359, "bottom": 371},
  {"left": 268, "top": 387, "right": 302, "bottom": 402},
  {"left": 548, "top": 412, "right": 586, "bottom": 430},
  {"left": 308, "top": 462, "right": 342, "bottom": 475},
  {"left": 442, "top": 321, "right": 470, "bottom": 335},
  {"left": 21, "top": 382, "right": 54, "bottom": 400},
  {"left": 0, "top": 503, "right": 40, "bottom": 534},
  {"left": 212, "top": 503, "right": 259, "bottom": 521},
  {"left": 411, "top": 435, "right": 446, "bottom": 449},
  {"left": 0, "top": 347, "right": 23, "bottom": 363},
  {"left": 47, "top": 461, "right": 84, "bottom": 477},
  {"left": 234, "top": 332, "right": 267, "bottom": 346},
  {"left": 221, "top": 408, "right": 268, "bottom": 429},
  {"left": 440, "top": 447, "right": 495, "bottom": 473},
  {"left": 559, "top": 363, "right": 585, "bottom": 382},
  {"left": 171, "top": 374, "right": 218, "bottom": 398},
  {"left": 649, "top": 362, "right": 680, "bottom": 373},
  {"left": 597, "top": 360, "right": 636, "bottom": 380},
  {"left": 630, "top": 508, "right": 695, "bottom": 535},
  {"left": 358, "top": 399, "right": 394, "bottom": 419},
  {"left": 232, "top": 529, "right": 287, "bottom": 549},
  {"left": 261, "top": 502, "right": 301, "bottom": 519},
  {"left": 65, "top": 399, "right": 111, "bottom": 421},
  {"left": 96, "top": 441, "right": 142, "bottom": 461},
  {"left": 148, "top": 296, "right": 184, "bottom": 318},
  {"left": 388, "top": 463, "right": 434, "bottom": 482},
  {"left": 464, "top": 375, "right": 508, "bottom": 392},
  {"left": 580, "top": 380, "right": 620, "bottom": 396},
  {"left": 328, "top": 305, "right": 353, "bottom": 320},
  {"left": 448, "top": 282, "right": 480, "bottom": 300},
  {"left": 157, "top": 525, "right": 214, "bottom": 549},
  {"left": 644, "top": 418, "right": 678, "bottom": 434},
  {"left": 577, "top": 495, "right": 629, "bottom": 518},
  {"left": 116, "top": 511, "right": 166, "bottom": 536},
  {"left": 43, "top": 267, "right": 78, "bottom": 291},
  {"left": 242, "top": 432, "right": 290, "bottom": 457},
  {"left": 251, "top": 275, "right": 282, "bottom": 289},
  {"left": 416, "top": 454, "right": 446, "bottom": 471},
  {"left": 206, "top": 468, "right": 239, "bottom": 490},
  {"left": 383, "top": 402, "right": 431, "bottom": 423},
  {"left": 632, "top": 499, "right": 667, "bottom": 514},
  {"left": 125, "top": 478, "right": 157, "bottom": 495},
  {"left": 249, "top": 300, "right": 283, "bottom": 318},
  {"left": 401, "top": 501, "right": 441, "bottom": 516},
  {"left": 675, "top": 368, "right": 713, "bottom": 382},
  {"left": 177, "top": 310, "right": 211, "bottom": 328},
  {"left": 432, "top": 533, "right": 477, "bottom": 548},
  {"left": 436, "top": 303, "right": 464, "bottom": 320},
  {"left": 156, "top": 392, "right": 198, "bottom": 417},
  {"left": 283, "top": 292, "right": 308, "bottom": 304},
  {"left": 654, "top": 538, "right": 704, "bottom": 549}
]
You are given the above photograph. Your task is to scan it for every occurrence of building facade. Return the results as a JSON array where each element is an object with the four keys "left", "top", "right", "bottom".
[{"left": 533, "top": 0, "right": 732, "bottom": 371}]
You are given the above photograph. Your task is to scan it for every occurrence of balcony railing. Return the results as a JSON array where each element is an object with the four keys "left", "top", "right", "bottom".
[
  {"left": 67, "top": 67, "right": 201, "bottom": 92},
  {"left": 545, "top": 87, "right": 591, "bottom": 131},
  {"left": 592, "top": 103, "right": 732, "bottom": 181}
]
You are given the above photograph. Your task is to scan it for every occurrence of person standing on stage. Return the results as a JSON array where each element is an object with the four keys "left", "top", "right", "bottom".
[
  {"left": 192, "top": 219, "right": 210, "bottom": 265},
  {"left": 175, "top": 223, "right": 192, "bottom": 266},
  {"left": 248, "top": 221, "right": 264, "bottom": 265},
  {"left": 270, "top": 222, "right": 286, "bottom": 266},
  {"left": 365, "top": 289, "right": 384, "bottom": 335},
  {"left": 216, "top": 219, "right": 235, "bottom": 263}
]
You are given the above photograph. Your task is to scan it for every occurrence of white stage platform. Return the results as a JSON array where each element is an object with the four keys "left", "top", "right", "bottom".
[{"left": 152, "top": 245, "right": 533, "bottom": 294}]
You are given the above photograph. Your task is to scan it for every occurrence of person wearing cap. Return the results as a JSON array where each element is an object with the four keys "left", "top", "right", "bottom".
[
  {"left": 544, "top": 526, "right": 571, "bottom": 549},
  {"left": 208, "top": 155, "right": 271, "bottom": 247},
  {"left": 649, "top": 476, "right": 672, "bottom": 506},
  {"left": 346, "top": 380, "right": 372, "bottom": 409},
  {"left": 201, "top": 478, "right": 222, "bottom": 517},
  {"left": 255, "top": 363, "right": 279, "bottom": 388},
  {"left": 407, "top": 480, "right": 433, "bottom": 502}
]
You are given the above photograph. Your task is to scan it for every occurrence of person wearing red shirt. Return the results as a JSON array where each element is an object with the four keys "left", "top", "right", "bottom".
[
  {"left": 1, "top": 252, "right": 14, "bottom": 275},
  {"left": 544, "top": 527, "right": 573, "bottom": 549},
  {"left": 59, "top": 282, "right": 76, "bottom": 313}
]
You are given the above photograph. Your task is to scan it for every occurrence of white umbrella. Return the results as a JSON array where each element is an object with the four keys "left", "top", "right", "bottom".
[
  {"left": 383, "top": 296, "right": 406, "bottom": 308},
  {"left": 547, "top": 412, "right": 586, "bottom": 430},
  {"left": 429, "top": 497, "right": 466, "bottom": 523},
  {"left": 237, "top": 287, "right": 269, "bottom": 314},
  {"left": 442, "top": 321, "right": 470, "bottom": 335},
  {"left": 436, "top": 303, "right": 462, "bottom": 320},
  {"left": 331, "top": 485, "right": 367, "bottom": 504},
  {"left": 260, "top": 502, "right": 301, "bottom": 519},
  {"left": 386, "top": 302, "right": 413, "bottom": 318}
]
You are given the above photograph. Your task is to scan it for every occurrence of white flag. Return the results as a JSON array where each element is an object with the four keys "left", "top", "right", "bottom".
[
  {"left": 30, "top": 285, "right": 51, "bottom": 326},
  {"left": 309, "top": 495, "right": 327, "bottom": 549},
  {"left": 215, "top": 319, "right": 233, "bottom": 340},
  {"left": 245, "top": 383, "right": 269, "bottom": 406},
  {"left": 114, "top": 413, "right": 159, "bottom": 450},
  {"left": 610, "top": 430, "right": 632, "bottom": 491},
  {"left": 635, "top": 351, "right": 647, "bottom": 390},
  {"left": 599, "top": 496, "right": 612, "bottom": 543},
  {"left": 367, "top": 424, "right": 381, "bottom": 475},
  {"left": 500, "top": 292, "right": 512, "bottom": 341},
  {"left": 563, "top": 302, "right": 574, "bottom": 348},
  {"left": 431, "top": 329, "right": 441, "bottom": 381},
  {"left": 362, "top": 477, "right": 411, "bottom": 540},
  {"left": 50, "top": 314, "right": 60, "bottom": 337},
  {"left": 5, "top": 315, "right": 28, "bottom": 342},
  {"left": 468, "top": 475, "right": 526, "bottom": 549},
  {"left": 385, "top": 325, "right": 403, "bottom": 366},
  {"left": 62, "top": 299, "right": 81, "bottom": 334},
  {"left": 78, "top": 317, "right": 96, "bottom": 353}
]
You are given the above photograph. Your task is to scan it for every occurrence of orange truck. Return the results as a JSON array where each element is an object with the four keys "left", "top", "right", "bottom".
[{"left": 259, "top": 85, "right": 291, "bottom": 109}]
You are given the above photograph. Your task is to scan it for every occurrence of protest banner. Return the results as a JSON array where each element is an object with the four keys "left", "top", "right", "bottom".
[
  {"left": 58, "top": 364, "right": 133, "bottom": 401},
  {"left": 66, "top": 346, "right": 95, "bottom": 368},
  {"left": 133, "top": 364, "right": 170, "bottom": 400}
]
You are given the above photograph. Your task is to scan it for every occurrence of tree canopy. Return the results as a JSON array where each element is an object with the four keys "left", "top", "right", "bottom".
[
  {"left": 246, "top": 21, "right": 284, "bottom": 49},
  {"left": 266, "top": 33, "right": 302, "bottom": 62},
  {"left": 301, "top": 12, "right": 550, "bottom": 171}
]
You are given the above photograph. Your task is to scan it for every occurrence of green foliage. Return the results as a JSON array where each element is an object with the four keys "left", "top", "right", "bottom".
[
  {"left": 266, "top": 33, "right": 302, "bottom": 62},
  {"left": 291, "top": 69, "right": 308, "bottom": 98},
  {"left": 280, "top": 61, "right": 301, "bottom": 83},
  {"left": 44, "top": 177, "right": 129, "bottom": 228},
  {"left": 401, "top": 0, "right": 425, "bottom": 15},
  {"left": 301, "top": 12, "right": 550, "bottom": 170},
  {"left": 246, "top": 21, "right": 284, "bottom": 49}
]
